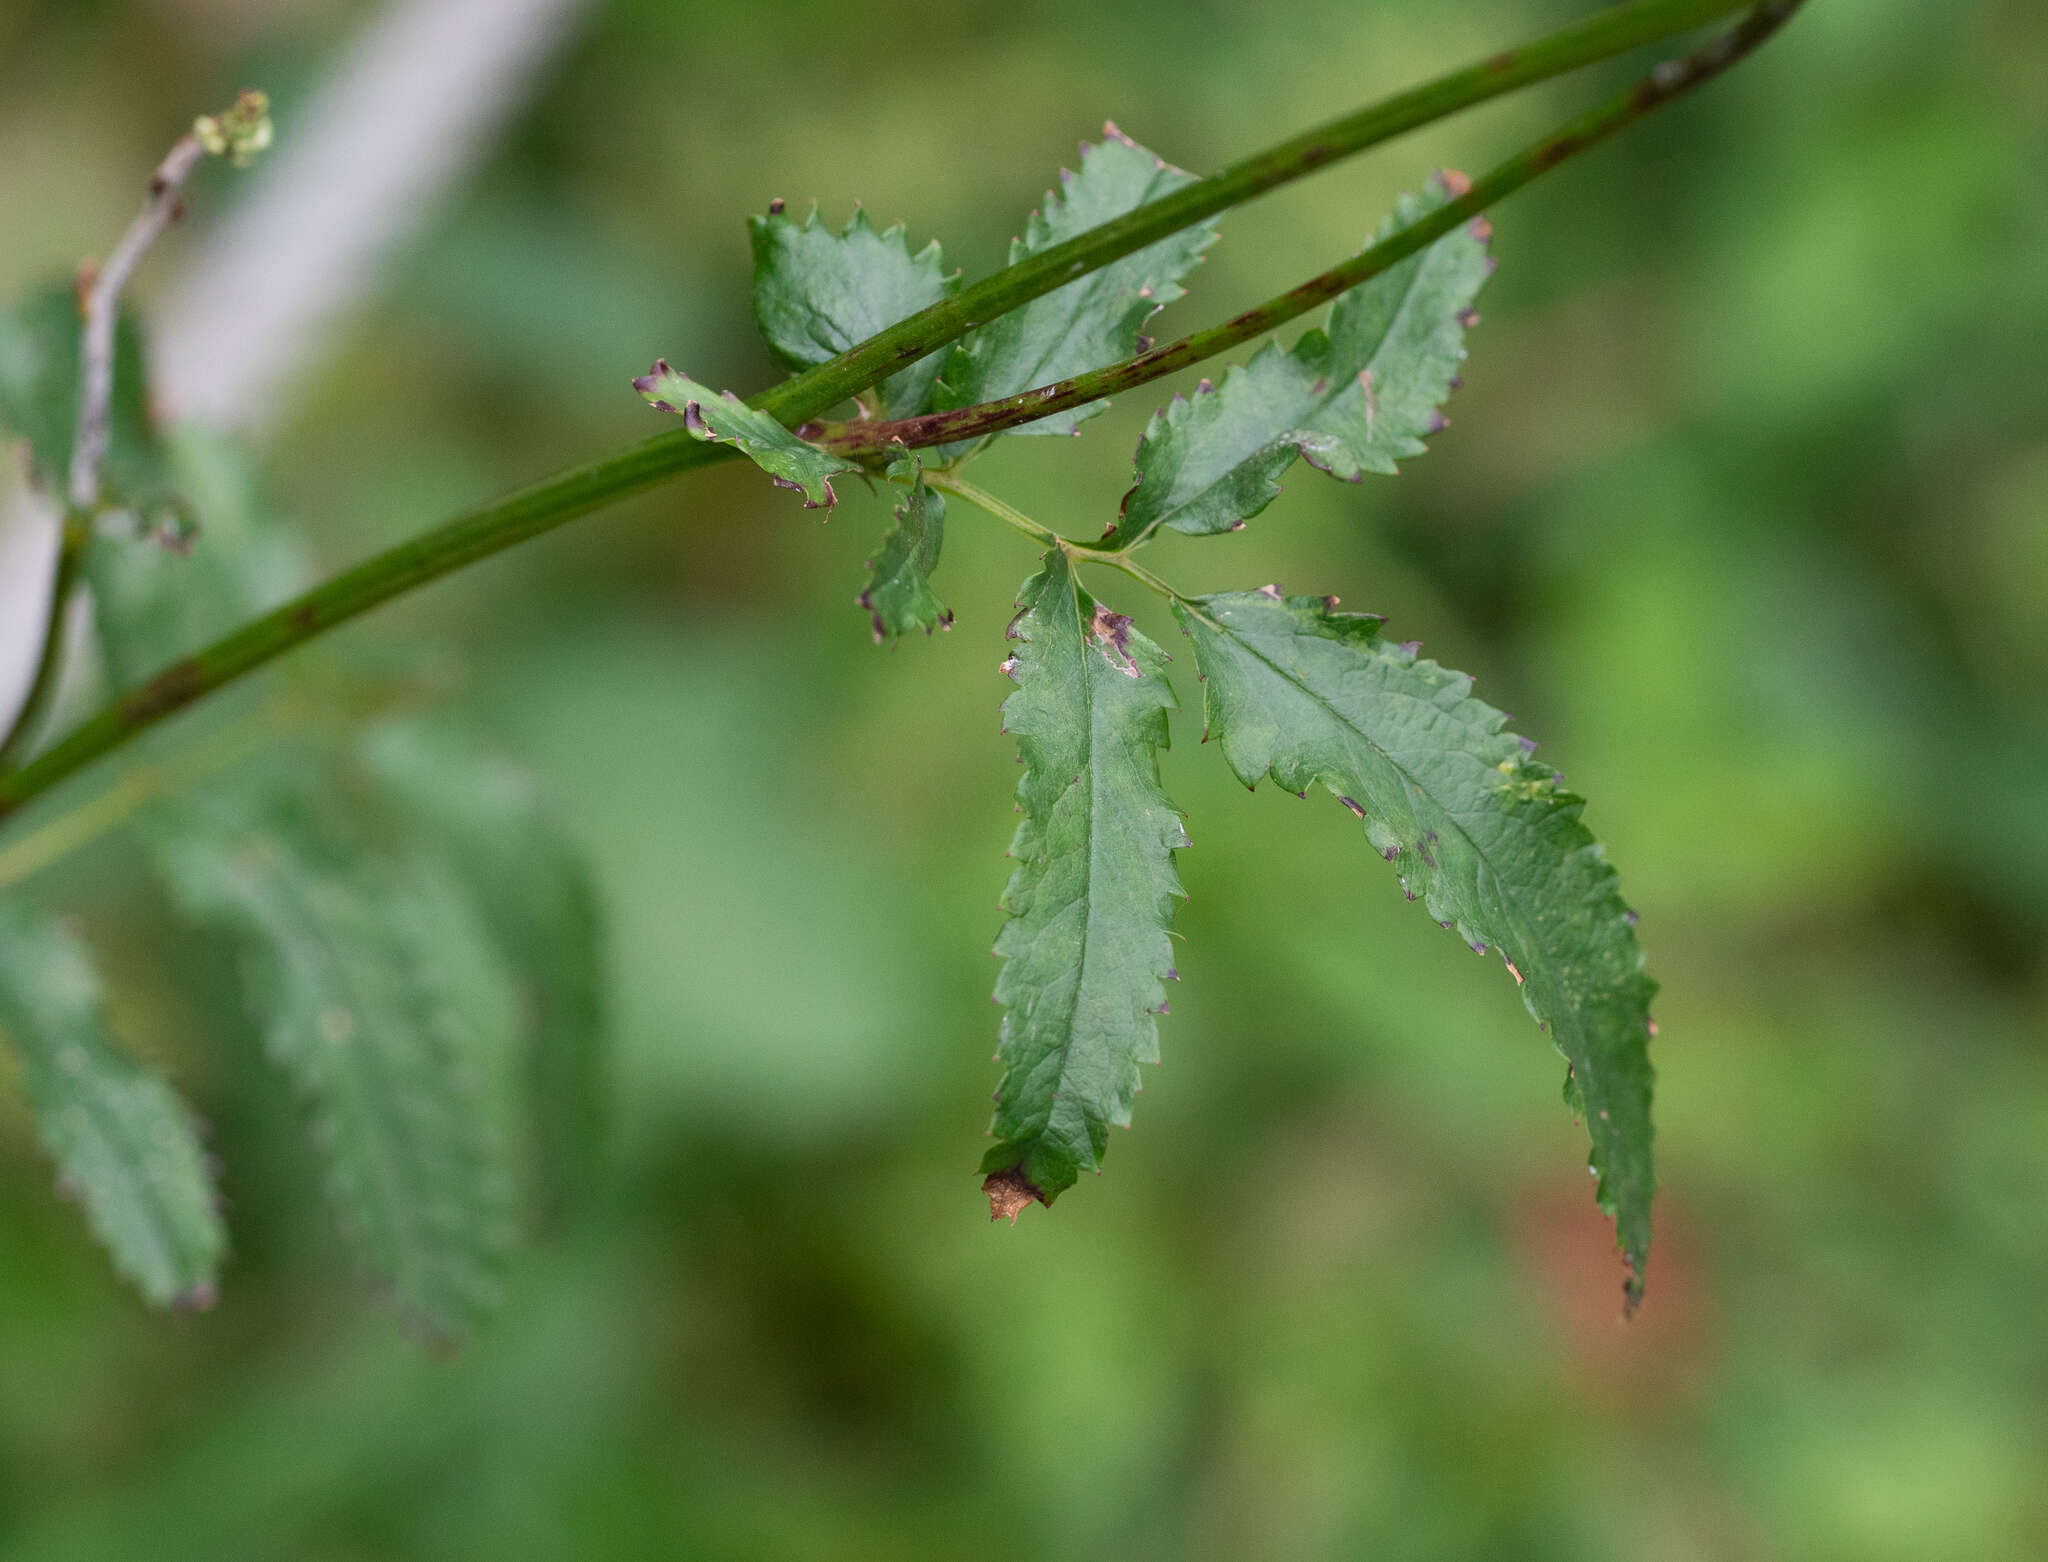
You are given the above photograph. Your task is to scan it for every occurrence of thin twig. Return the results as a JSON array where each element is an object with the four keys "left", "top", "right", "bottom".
[
  {"left": 68, "top": 134, "right": 209, "bottom": 512},
  {"left": 0, "top": 93, "right": 270, "bottom": 773}
]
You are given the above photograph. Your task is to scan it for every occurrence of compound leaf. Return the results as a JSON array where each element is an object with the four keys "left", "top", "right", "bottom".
[
  {"left": 937, "top": 126, "right": 1219, "bottom": 444},
  {"left": 1174, "top": 588, "right": 1656, "bottom": 1304},
  {"left": 149, "top": 775, "right": 517, "bottom": 1343},
  {"left": 1111, "top": 176, "right": 1490, "bottom": 546},
  {"left": 750, "top": 205, "right": 958, "bottom": 419},
  {"left": 634, "top": 360, "right": 857, "bottom": 509},
  {"left": 859, "top": 457, "right": 952, "bottom": 641},
  {"left": 0, "top": 896, "right": 225, "bottom": 1309},
  {"left": 984, "top": 550, "right": 1187, "bottom": 1208}
]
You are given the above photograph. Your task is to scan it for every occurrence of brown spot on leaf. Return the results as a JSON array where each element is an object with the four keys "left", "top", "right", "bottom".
[
  {"left": 1089, "top": 604, "right": 1140, "bottom": 677},
  {"left": 983, "top": 1166, "right": 1042, "bottom": 1223}
]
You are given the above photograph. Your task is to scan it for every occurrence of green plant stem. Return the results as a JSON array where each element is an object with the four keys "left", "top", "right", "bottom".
[
  {"left": 0, "top": 0, "right": 1790, "bottom": 831},
  {"left": 0, "top": 530, "right": 84, "bottom": 770},
  {"left": 931, "top": 473, "right": 1200, "bottom": 617},
  {"left": 811, "top": 0, "right": 1802, "bottom": 455},
  {"left": 758, "top": 0, "right": 1754, "bottom": 420},
  {"left": 1092, "top": 551, "right": 1194, "bottom": 610},
  {"left": 922, "top": 471, "right": 1064, "bottom": 552},
  {"left": 0, "top": 435, "right": 726, "bottom": 825}
]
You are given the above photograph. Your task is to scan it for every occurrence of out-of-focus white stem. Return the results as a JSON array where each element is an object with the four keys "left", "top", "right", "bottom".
[
  {"left": 0, "top": 483, "right": 66, "bottom": 736},
  {"left": 153, "top": 0, "right": 594, "bottom": 432}
]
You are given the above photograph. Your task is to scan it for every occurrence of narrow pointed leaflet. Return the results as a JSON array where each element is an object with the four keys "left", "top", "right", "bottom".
[
  {"left": 985, "top": 551, "right": 1187, "bottom": 1209},
  {"left": 860, "top": 457, "right": 951, "bottom": 640},
  {"left": 1110, "top": 176, "right": 1490, "bottom": 547},
  {"left": 0, "top": 897, "right": 226, "bottom": 1309},
  {"left": 1173, "top": 589, "right": 1656, "bottom": 1303},
  {"left": 635, "top": 361, "right": 858, "bottom": 508},
  {"left": 937, "top": 127, "right": 1221, "bottom": 445}
]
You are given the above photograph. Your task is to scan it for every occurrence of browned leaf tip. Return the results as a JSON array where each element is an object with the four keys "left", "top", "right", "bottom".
[{"left": 982, "top": 1166, "right": 1042, "bottom": 1224}]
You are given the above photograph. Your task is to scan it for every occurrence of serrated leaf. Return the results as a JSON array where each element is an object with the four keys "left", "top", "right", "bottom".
[
  {"left": 357, "top": 719, "right": 607, "bottom": 1222},
  {"left": 148, "top": 774, "right": 516, "bottom": 1343},
  {"left": 1173, "top": 588, "right": 1655, "bottom": 1303},
  {"left": 1110, "top": 177, "right": 1489, "bottom": 546},
  {"left": 937, "top": 127, "right": 1219, "bottom": 445},
  {"left": 859, "top": 458, "right": 952, "bottom": 641},
  {"left": 984, "top": 550, "right": 1187, "bottom": 1206},
  {"left": 0, "top": 897, "right": 225, "bottom": 1309},
  {"left": 634, "top": 360, "right": 857, "bottom": 509},
  {"left": 750, "top": 206, "right": 958, "bottom": 419},
  {"left": 0, "top": 282, "right": 186, "bottom": 524}
]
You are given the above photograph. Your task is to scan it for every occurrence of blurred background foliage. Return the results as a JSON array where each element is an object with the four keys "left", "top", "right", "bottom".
[{"left": 0, "top": 0, "right": 2045, "bottom": 1556}]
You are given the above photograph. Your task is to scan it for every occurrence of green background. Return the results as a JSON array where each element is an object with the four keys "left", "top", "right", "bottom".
[{"left": 1, "top": 0, "right": 2044, "bottom": 1555}]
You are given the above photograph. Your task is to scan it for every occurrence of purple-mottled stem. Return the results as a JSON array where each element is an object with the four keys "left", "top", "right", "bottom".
[{"left": 807, "top": 0, "right": 1803, "bottom": 460}]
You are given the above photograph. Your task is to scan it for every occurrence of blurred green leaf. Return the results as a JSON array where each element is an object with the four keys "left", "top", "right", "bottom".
[
  {"left": 358, "top": 718, "right": 608, "bottom": 1222},
  {"left": 859, "top": 458, "right": 951, "bottom": 641},
  {"left": 1111, "top": 178, "right": 1489, "bottom": 547},
  {"left": 0, "top": 895, "right": 224, "bottom": 1309},
  {"left": 750, "top": 205, "right": 958, "bottom": 419},
  {"left": 984, "top": 551, "right": 1187, "bottom": 1204},
  {"left": 633, "top": 360, "right": 858, "bottom": 508},
  {"left": 936, "top": 127, "right": 1219, "bottom": 445},
  {"left": 148, "top": 776, "right": 515, "bottom": 1343},
  {"left": 1174, "top": 587, "right": 1655, "bottom": 1302},
  {"left": 84, "top": 425, "right": 310, "bottom": 686}
]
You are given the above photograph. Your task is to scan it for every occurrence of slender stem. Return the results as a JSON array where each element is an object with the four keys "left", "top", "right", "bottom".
[
  {"left": 10, "top": 124, "right": 213, "bottom": 768},
  {"left": 0, "top": 0, "right": 1792, "bottom": 831},
  {"left": 754, "top": 0, "right": 1754, "bottom": 422},
  {"left": 0, "top": 432, "right": 725, "bottom": 822},
  {"left": 923, "top": 471, "right": 1065, "bottom": 552},
  {"left": 70, "top": 135, "right": 210, "bottom": 511},
  {"left": 1091, "top": 550, "right": 1193, "bottom": 609},
  {"left": 0, "top": 528, "right": 83, "bottom": 768},
  {"left": 929, "top": 470, "right": 1200, "bottom": 611},
  {"left": 814, "top": 1, "right": 1803, "bottom": 456}
]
